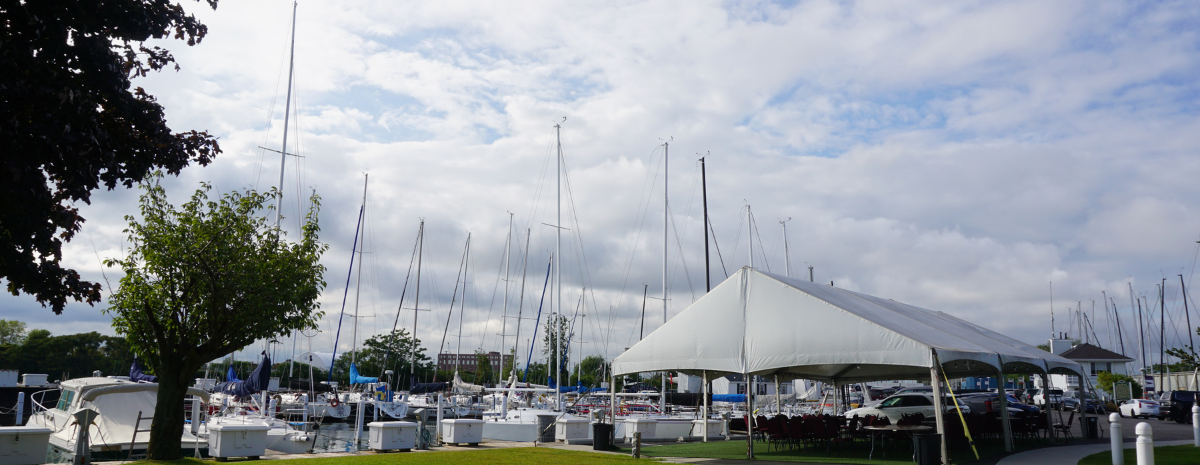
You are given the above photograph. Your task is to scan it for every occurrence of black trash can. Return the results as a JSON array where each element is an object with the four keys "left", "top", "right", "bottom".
[
  {"left": 1084, "top": 416, "right": 1099, "bottom": 439},
  {"left": 593, "top": 423, "right": 614, "bottom": 450},
  {"left": 537, "top": 415, "right": 557, "bottom": 443},
  {"left": 914, "top": 433, "right": 942, "bottom": 465}
]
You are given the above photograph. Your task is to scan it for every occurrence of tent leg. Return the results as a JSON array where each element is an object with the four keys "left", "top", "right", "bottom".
[
  {"left": 997, "top": 368, "right": 1013, "bottom": 452},
  {"left": 611, "top": 373, "right": 617, "bottom": 424},
  {"left": 703, "top": 370, "right": 709, "bottom": 443},
  {"left": 931, "top": 360, "right": 948, "bottom": 465},
  {"left": 1042, "top": 373, "right": 1054, "bottom": 442},
  {"left": 746, "top": 371, "right": 753, "bottom": 459},
  {"left": 774, "top": 376, "right": 780, "bottom": 415}
]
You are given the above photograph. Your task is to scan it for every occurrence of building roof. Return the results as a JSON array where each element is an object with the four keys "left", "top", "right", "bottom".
[{"left": 1058, "top": 343, "right": 1135, "bottom": 362}]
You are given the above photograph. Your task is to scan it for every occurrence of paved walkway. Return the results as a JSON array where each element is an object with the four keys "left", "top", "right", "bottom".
[{"left": 996, "top": 439, "right": 1193, "bottom": 465}]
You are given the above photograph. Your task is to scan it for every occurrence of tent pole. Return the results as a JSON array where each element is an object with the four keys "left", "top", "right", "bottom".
[
  {"left": 611, "top": 373, "right": 617, "bottom": 424},
  {"left": 930, "top": 351, "right": 948, "bottom": 465},
  {"left": 746, "top": 370, "right": 753, "bottom": 459},
  {"left": 1042, "top": 373, "right": 1054, "bottom": 441},
  {"left": 774, "top": 376, "right": 780, "bottom": 414},
  {"left": 997, "top": 367, "right": 1013, "bottom": 452},
  {"left": 703, "top": 370, "right": 709, "bottom": 442}
]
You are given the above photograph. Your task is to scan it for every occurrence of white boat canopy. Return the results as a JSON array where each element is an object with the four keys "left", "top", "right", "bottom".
[{"left": 612, "top": 267, "right": 1083, "bottom": 382}]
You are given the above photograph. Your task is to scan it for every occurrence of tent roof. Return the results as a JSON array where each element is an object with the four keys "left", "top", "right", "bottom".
[{"left": 612, "top": 267, "right": 1082, "bottom": 382}]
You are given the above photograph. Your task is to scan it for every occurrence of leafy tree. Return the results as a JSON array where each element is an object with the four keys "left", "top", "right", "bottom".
[
  {"left": 0, "top": 320, "right": 28, "bottom": 345},
  {"left": 104, "top": 178, "right": 326, "bottom": 460},
  {"left": 0, "top": 329, "right": 134, "bottom": 380},
  {"left": 330, "top": 328, "right": 432, "bottom": 389},
  {"left": 541, "top": 314, "right": 573, "bottom": 384},
  {"left": 1096, "top": 371, "right": 1144, "bottom": 399},
  {"left": 570, "top": 355, "right": 610, "bottom": 388},
  {"left": 472, "top": 349, "right": 495, "bottom": 384},
  {"left": 1, "top": 0, "right": 222, "bottom": 314}
]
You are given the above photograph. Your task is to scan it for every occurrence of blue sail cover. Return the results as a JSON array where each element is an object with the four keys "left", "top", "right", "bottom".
[
  {"left": 214, "top": 353, "right": 272, "bottom": 397},
  {"left": 349, "top": 363, "right": 378, "bottom": 384},
  {"left": 712, "top": 394, "right": 745, "bottom": 403},
  {"left": 129, "top": 360, "right": 157, "bottom": 383},
  {"left": 226, "top": 365, "right": 240, "bottom": 382}
]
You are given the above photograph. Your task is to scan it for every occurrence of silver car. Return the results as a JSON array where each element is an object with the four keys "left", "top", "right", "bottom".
[
  {"left": 843, "top": 392, "right": 970, "bottom": 424},
  {"left": 1118, "top": 399, "right": 1159, "bottom": 419}
]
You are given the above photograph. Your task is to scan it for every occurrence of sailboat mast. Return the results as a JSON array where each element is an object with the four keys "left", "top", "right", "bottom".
[
  {"left": 512, "top": 228, "right": 531, "bottom": 380},
  {"left": 500, "top": 214, "right": 512, "bottom": 375},
  {"left": 351, "top": 174, "right": 368, "bottom": 366},
  {"left": 662, "top": 141, "right": 668, "bottom": 415},
  {"left": 276, "top": 1, "right": 297, "bottom": 230},
  {"left": 747, "top": 205, "right": 753, "bottom": 268},
  {"left": 457, "top": 233, "right": 471, "bottom": 375},
  {"left": 700, "top": 155, "right": 711, "bottom": 293},
  {"left": 555, "top": 122, "right": 563, "bottom": 410},
  {"left": 1181, "top": 275, "right": 1196, "bottom": 360},
  {"left": 410, "top": 220, "right": 424, "bottom": 385},
  {"left": 781, "top": 218, "right": 792, "bottom": 278},
  {"left": 1111, "top": 296, "right": 1126, "bottom": 355},
  {"left": 1137, "top": 294, "right": 1146, "bottom": 375},
  {"left": 1160, "top": 281, "right": 1166, "bottom": 375}
]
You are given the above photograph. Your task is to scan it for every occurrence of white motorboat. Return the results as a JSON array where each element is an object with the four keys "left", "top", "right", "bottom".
[{"left": 27, "top": 377, "right": 208, "bottom": 461}]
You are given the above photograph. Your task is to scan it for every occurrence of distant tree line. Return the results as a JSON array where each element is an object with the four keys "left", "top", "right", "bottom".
[{"left": 0, "top": 320, "right": 135, "bottom": 381}]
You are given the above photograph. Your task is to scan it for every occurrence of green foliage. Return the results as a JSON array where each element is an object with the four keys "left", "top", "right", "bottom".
[
  {"left": 472, "top": 349, "right": 495, "bottom": 384},
  {"left": 541, "top": 314, "right": 573, "bottom": 380},
  {"left": 0, "top": 330, "right": 134, "bottom": 380},
  {"left": 331, "top": 328, "right": 433, "bottom": 389},
  {"left": 1096, "top": 371, "right": 1143, "bottom": 399},
  {"left": 104, "top": 177, "right": 326, "bottom": 459},
  {"left": 568, "top": 355, "right": 610, "bottom": 388},
  {"left": 1165, "top": 343, "right": 1198, "bottom": 371},
  {"left": 0, "top": 320, "right": 28, "bottom": 345},
  {"left": 1080, "top": 445, "right": 1200, "bottom": 465},
  {"left": 1, "top": 0, "right": 221, "bottom": 314}
]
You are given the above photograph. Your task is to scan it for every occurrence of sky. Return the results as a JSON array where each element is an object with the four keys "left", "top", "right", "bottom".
[{"left": 6, "top": 0, "right": 1200, "bottom": 371}]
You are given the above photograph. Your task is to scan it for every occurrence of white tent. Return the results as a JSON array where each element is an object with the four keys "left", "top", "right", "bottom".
[{"left": 612, "top": 267, "right": 1086, "bottom": 462}]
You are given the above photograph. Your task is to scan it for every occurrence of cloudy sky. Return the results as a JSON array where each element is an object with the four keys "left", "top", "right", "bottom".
[{"left": 7, "top": 0, "right": 1200, "bottom": 370}]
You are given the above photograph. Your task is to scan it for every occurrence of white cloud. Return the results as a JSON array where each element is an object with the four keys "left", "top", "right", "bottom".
[{"left": 4, "top": 0, "right": 1200, "bottom": 369}]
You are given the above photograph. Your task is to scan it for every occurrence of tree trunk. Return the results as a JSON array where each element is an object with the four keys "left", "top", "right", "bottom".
[{"left": 146, "top": 366, "right": 190, "bottom": 460}]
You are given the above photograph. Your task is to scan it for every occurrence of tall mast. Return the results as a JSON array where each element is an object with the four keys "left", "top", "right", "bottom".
[
  {"left": 512, "top": 228, "right": 531, "bottom": 381},
  {"left": 1182, "top": 275, "right": 1196, "bottom": 360},
  {"left": 351, "top": 174, "right": 368, "bottom": 365},
  {"left": 700, "top": 155, "right": 711, "bottom": 292},
  {"left": 500, "top": 213, "right": 513, "bottom": 375},
  {"left": 747, "top": 205, "right": 753, "bottom": 268},
  {"left": 1111, "top": 296, "right": 1126, "bottom": 355},
  {"left": 276, "top": 1, "right": 297, "bottom": 230},
  {"left": 1132, "top": 282, "right": 1145, "bottom": 373},
  {"left": 410, "top": 220, "right": 424, "bottom": 385},
  {"left": 781, "top": 218, "right": 792, "bottom": 278},
  {"left": 1050, "top": 281, "right": 1055, "bottom": 338},
  {"left": 456, "top": 233, "right": 471, "bottom": 374},
  {"left": 661, "top": 140, "right": 668, "bottom": 414},
  {"left": 555, "top": 122, "right": 563, "bottom": 410},
  {"left": 1160, "top": 281, "right": 1166, "bottom": 375}
]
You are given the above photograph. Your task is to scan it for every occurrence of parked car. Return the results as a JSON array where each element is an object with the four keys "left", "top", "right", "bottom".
[
  {"left": 1030, "top": 388, "right": 1064, "bottom": 409},
  {"left": 1118, "top": 398, "right": 1160, "bottom": 419},
  {"left": 843, "top": 392, "right": 970, "bottom": 424},
  {"left": 1156, "top": 391, "right": 1200, "bottom": 423},
  {"left": 1064, "top": 391, "right": 1105, "bottom": 414},
  {"left": 957, "top": 392, "right": 1040, "bottom": 417}
]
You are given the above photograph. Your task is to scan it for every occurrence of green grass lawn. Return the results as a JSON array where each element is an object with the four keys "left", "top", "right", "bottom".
[
  {"left": 135, "top": 448, "right": 655, "bottom": 465},
  {"left": 1079, "top": 445, "right": 1200, "bottom": 465},
  {"left": 613, "top": 436, "right": 1036, "bottom": 464}
]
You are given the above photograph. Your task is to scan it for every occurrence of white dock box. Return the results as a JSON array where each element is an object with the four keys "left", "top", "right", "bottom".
[
  {"left": 0, "top": 370, "right": 17, "bottom": 388},
  {"left": 554, "top": 417, "right": 590, "bottom": 441},
  {"left": 208, "top": 422, "right": 269, "bottom": 459},
  {"left": 441, "top": 419, "right": 483, "bottom": 445},
  {"left": 692, "top": 419, "right": 722, "bottom": 437},
  {"left": 367, "top": 421, "right": 417, "bottom": 451},
  {"left": 0, "top": 426, "right": 52, "bottom": 465},
  {"left": 624, "top": 417, "right": 657, "bottom": 439},
  {"left": 18, "top": 374, "right": 47, "bottom": 387}
]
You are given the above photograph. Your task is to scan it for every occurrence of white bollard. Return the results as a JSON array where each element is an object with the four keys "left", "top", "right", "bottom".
[
  {"left": 1110, "top": 413, "right": 1123, "bottom": 465},
  {"left": 1193, "top": 405, "right": 1200, "bottom": 447},
  {"left": 355, "top": 400, "right": 365, "bottom": 448},
  {"left": 15, "top": 392, "right": 24, "bottom": 426},
  {"left": 436, "top": 394, "right": 444, "bottom": 445},
  {"left": 1135, "top": 422, "right": 1153, "bottom": 465},
  {"left": 268, "top": 398, "right": 277, "bottom": 419},
  {"left": 191, "top": 398, "right": 201, "bottom": 435}
]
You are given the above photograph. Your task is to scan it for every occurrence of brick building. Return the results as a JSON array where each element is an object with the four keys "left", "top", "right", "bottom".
[{"left": 437, "top": 351, "right": 512, "bottom": 373}]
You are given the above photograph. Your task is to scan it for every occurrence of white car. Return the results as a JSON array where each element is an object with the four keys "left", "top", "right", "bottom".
[
  {"left": 1118, "top": 399, "right": 1160, "bottom": 419},
  {"left": 843, "top": 392, "right": 970, "bottom": 424}
]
